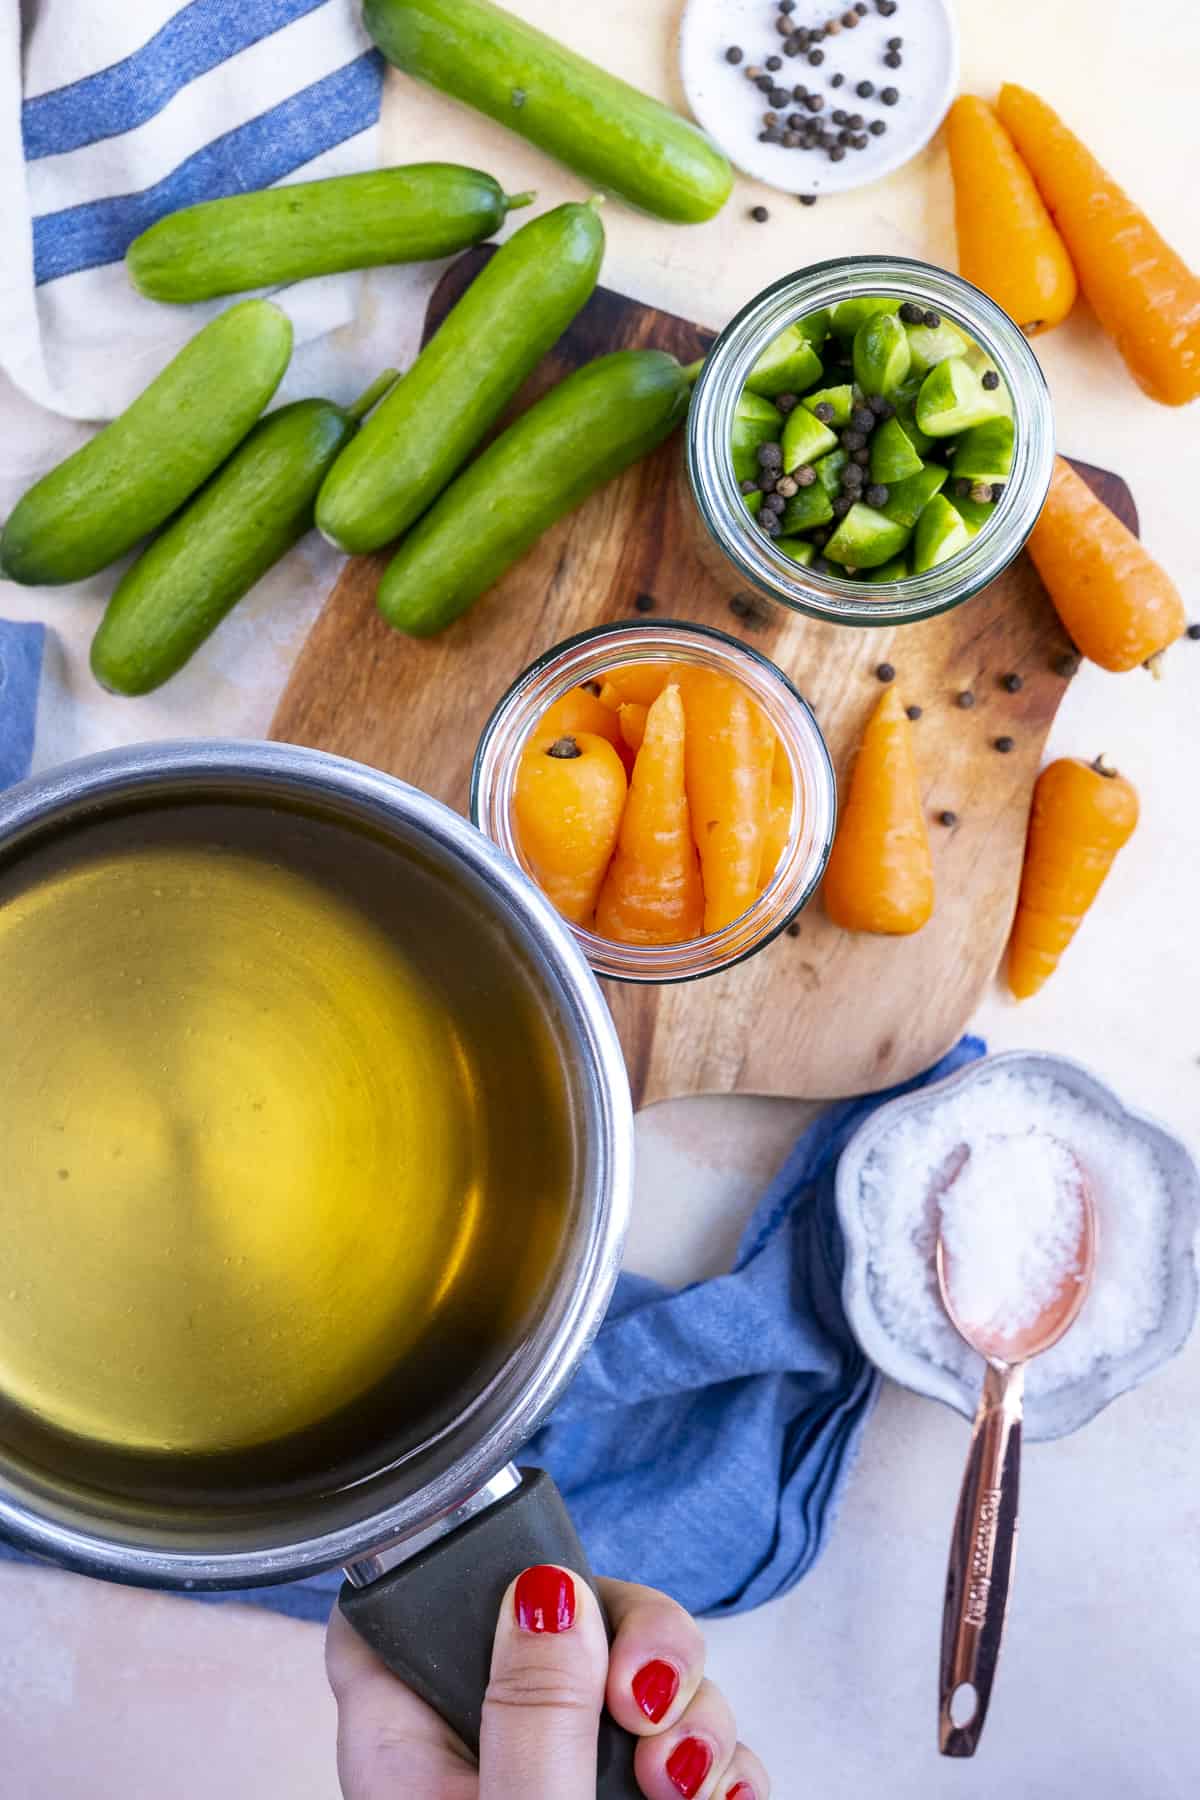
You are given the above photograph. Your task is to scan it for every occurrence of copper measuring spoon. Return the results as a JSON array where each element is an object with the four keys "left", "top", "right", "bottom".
[{"left": 934, "top": 1143, "right": 1096, "bottom": 1757}]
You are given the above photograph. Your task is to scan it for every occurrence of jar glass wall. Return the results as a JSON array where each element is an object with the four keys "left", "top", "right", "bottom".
[
  {"left": 687, "top": 256, "right": 1055, "bottom": 628},
  {"left": 471, "top": 620, "right": 836, "bottom": 984}
]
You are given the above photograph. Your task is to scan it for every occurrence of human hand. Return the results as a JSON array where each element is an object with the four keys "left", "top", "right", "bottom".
[{"left": 326, "top": 1565, "right": 769, "bottom": 1800}]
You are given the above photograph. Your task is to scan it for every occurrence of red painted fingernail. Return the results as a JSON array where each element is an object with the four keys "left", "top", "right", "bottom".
[
  {"left": 728, "top": 1784, "right": 756, "bottom": 1800},
  {"left": 666, "top": 1735, "right": 713, "bottom": 1797},
  {"left": 632, "top": 1658, "right": 680, "bottom": 1723},
  {"left": 514, "top": 1565, "right": 576, "bottom": 1633}
]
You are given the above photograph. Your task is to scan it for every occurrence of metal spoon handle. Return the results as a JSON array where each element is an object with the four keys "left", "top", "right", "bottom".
[{"left": 938, "top": 1360, "right": 1024, "bottom": 1757}]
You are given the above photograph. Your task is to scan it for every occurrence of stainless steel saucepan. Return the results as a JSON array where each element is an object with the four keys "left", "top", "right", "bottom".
[{"left": 0, "top": 741, "right": 639, "bottom": 1796}]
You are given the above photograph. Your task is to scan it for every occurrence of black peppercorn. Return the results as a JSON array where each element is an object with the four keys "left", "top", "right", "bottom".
[
  {"left": 869, "top": 118, "right": 886, "bottom": 135},
  {"left": 991, "top": 482, "right": 1006, "bottom": 501},
  {"left": 981, "top": 370, "right": 1000, "bottom": 390},
  {"left": 762, "top": 492, "right": 786, "bottom": 515},
  {"left": 785, "top": 921, "right": 801, "bottom": 938},
  {"left": 762, "top": 515, "right": 783, "bottom": 537},
  {"left": 1001, "top": 672, "right": 1023, "bottom": 693},
  {"left": 939, "top": 810, "right": 958, "bottom": 828},
  {"left": 832, "top": 107, "right": 847, "bottom": 123},
  {"left": 726, "top": 45, "right": 744, "bottom": 64},
  {"left": 776, "top": 392, "right": 799, "bottom": 414},
  {"left": 757, "top": 441, "right": 783, "bottom": 467},
  {"left": 770, "top": 84, "right": 790, "bottom": 105},
  {"left": 899, "top": 301, "right": 924, "bottom": 324},
  {"left": 853, "top": 447, "right": 871, "bottom": 466},
  {"left": 832, "top": 494, "right": 853, "bottom": 516},
  {"left": 856, "top": 79, "right": 874, "bottom": 97},
  {"left": 788, "top": 110, "right": 805, "bottom": 127},
  {"left": 842, "top": 464, "right": 864, "bottom": 487},
  {"left": 847, "top": 112, "right": 864, "bottom": 128},
  {"left": 775, "top": 13, "right": 794, "bottom": 33},
  {"left": 766, "top": 53, "right": 783, "bottom": 70},
  {"left": 906, "top": 704, "right": 923, "bottom": 720},
  {"left": 876, "top": 0, "right": 897, "bottom": 12},
  {"left": 876, "top": 662, "right": 895, "bottom": 682},
  {"left": 756, "top": 74, "right": 774, "bottom": 92},
  {"left": 808, "top": 48, "right": 825, "bottom": 65},
  {"left": 841, "top": 9, "right": 859, "bottom": 25},
  {"left": 852, "top": 405, "right": 876, "bottom": 432},
  {"left": 881, "top": 86, "right": 899, "bottom": 105},
  {"left": 837, "top": 127, "right": 853, "bottom": 145},
  {"left": 851, "top": 133, "right": 868, "bottom": 149},
  {"left": 1187, "top": 623, "right": 1200, "bottom": 640},
  {"left": 813, "top": 401, "right": 836, "bottom": 423},
  {"left": 842, "top": 429, "right": 866, "bottom": 451},
  {"left": 799, "top": 192, "right": 818, "bottom": 205},
  {"left": 923, "top": 309, "right": 940, "bottom": 328},
  {"left": 804, "top": 92, "right": 824, "bottom": 110},
  {"left": 865, "top": 483, "right": 890, "bottom": 508},
  {"left": 956, "top": 690, "right": 975, "bottom": 709},
  {"left": 994, "top": 736, "right": 1015, "bottom": 754},
  {"left": 831, "top": 71, "right": 845, "bottom": 87},
  {"left": 869, "top": 395, "right": 894, "bottom": 417},
  {"left": 780, "top": 0, "right": 795, "bottom": 11},
  {"left": 763, "top": 127, "right": 784, "bottom": 142},
  {"left": 634, "top": 592, "right": 656, "bottom": 614},
  {"left": 793, "top": 83, "right": 808, "bottom": 99},
  {"left": 884, "top": 49, "right": 902, "bottom": 68},
  {"left": 855, "top": 1, "right": 868, "bottom": 11}
]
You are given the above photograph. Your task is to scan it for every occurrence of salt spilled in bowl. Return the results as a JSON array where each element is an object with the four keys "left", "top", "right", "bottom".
[{"left": 835, "top": 1052, "right": 1200, "bottom": 1441}]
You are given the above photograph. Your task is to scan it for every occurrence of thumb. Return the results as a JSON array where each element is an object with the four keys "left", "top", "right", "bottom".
[{"left": 480, "top": 1565, "right": 610, "bottom": 1800}]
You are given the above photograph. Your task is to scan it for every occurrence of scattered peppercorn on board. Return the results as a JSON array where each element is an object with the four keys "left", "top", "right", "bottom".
[{"left": 271, "top": 248, "right": 1137, "bottom": 1105}]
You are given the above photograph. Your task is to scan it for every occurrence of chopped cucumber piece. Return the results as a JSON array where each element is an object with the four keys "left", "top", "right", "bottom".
[
  {"left": 777, "top": 536, "right": 816, "bottom": 566},
  {"left": 904, "top": 316, "right": 970, "bottom": 375},
  {"left": 879, "top": 463, "right": 948, "bottom": 529},
  {"left": 853, "top": 311, "right": 912, "bottom": 397},
  {"left": 892, "top": 377, "right": 935, "bottom": 455},
  {"left": 823, "top": 502, "right": 911, "bottom": 569},
  {"left": 948, "top": 493, "right": 994, "bottom": 537},
  {"left": 964, "top": 344, "right": 1014, "bottom": 418},
  {"left": 745, "top": 325, "right": 823, "bottom": 398},
  {"left": 797, "top": 308, "right": 832, "bottom": 350},
  {"left": 803, "top": 384, "right": 854, "bottom": 427},
  {"left": 831, "top": 296, "right": 900, "bottom": 340},
  {"left": 869, "top": 416, "right": 924, "bottom": 484},
  {"left": 781, "top": 404, "right": 839, "bottom": 472},
  {"left": 814, "top": 448, "right": 849, "bottom": 497},
  {"left": 916, "top": 356, "right": 1003, "bottom": 437},
  {"left": 742, "top": 489, "right": 764, "bottom": 518},
  {"left": 781, "top": 483, "right": 834, "bottom": 534},
  {"left": 952, "top": 415, "right": 1014, "bottom": 482},
  {"left": 867, "top": 554, "right": 910, "bottom": 582},
  {"left": 731, "top": 391, "right": 782, "bottom": 484},
  {"left": 912, "top": 493, "right": 971, "bottom": 571}
]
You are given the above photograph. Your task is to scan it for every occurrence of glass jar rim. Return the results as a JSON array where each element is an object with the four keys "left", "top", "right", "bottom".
[
  {"left": 470, "top": 619, "right": 837, "bottom": 984},
  {"left": 687, "top": 255, "right": 1055, "bottom": 628}
]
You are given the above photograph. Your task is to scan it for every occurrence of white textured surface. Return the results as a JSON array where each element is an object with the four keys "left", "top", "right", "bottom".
[{"left": 2, "top": 0, "right": 1200, "bottom": 1793}]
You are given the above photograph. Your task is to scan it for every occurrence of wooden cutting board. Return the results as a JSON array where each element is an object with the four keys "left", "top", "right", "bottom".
[{"left": 271, "top": 250, "right": 1137, "bottom": 1106}]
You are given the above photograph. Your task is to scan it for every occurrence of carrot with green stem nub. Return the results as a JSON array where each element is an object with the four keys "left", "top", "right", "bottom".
[
  {"left": 996, "top": 83, "right": 1200, "bottom": 405},
  {"left": 1026, "top": 457, "right": 1185, "bottom": 673}
]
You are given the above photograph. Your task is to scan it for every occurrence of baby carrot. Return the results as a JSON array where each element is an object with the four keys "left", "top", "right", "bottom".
[
  {"left": 540, "top": 685, "right": 630, "bottom": 762},
  {"left": 823, "top": 686, "right": 934, "bottom": 935},
  {"left": 757, "top": 736, "right": 793, "bottom": 893},
  {"left": 1007, "top": 755, "right": 1138, "bottom": 999},
  {"left": 996, "top": 84, "right": 1200, "bottom": 405},
  {"left": 618, "top": 701, "right": 647, "bottom": 753},
  {"left": 675, "top": 667, "right": 774, "bottom": 933},
  {"left": 595, "top": 683, "right": 703, "bottom": 944},
  {"left": 1026, "top": 456, "right": 1185, "bottom": 672},
  {"left": 513, "top": 730, "right": 627, "bottom": 925},
  {"left": 596, "top": 663, "right": 671, "bottom": 709},
  {"left": 945, "top": 96, "right": 1076, "bottom": 335}
]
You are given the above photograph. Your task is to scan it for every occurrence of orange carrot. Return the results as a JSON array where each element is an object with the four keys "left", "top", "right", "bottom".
[
  {"left": 674, "top": 666, "right": 774, "bottom": 933},
  {"left": 945, "top": 96, "right": 1076, "bottom": 335},
  {"left": 595, "top": 683, "right": 703, "bottom": 945},
  {"left": 596, "top": 663, "right": 670, "bottom": 709},
  {"left": 757, "top": 736, "right": 794, "bottom": 893},
  {"left": 1027, "top": 456, "right": 1185, "bottom": 672},
  {"left": 540, "top": 685, "right": 631, "bottom": 763},
  {"left": 1007, "top": 755, "right": 1138, "bottom": 999},
  {"left": 513, "top": 731, "right": 627, "bottom": 925},
  {"left": 823, "top": 687, "right": 934, "bottom": 935},
  {"left": 996, "top": 84, "right": 1200, "bottom": 405},
  {"left": 618, "top": 701, "right": 647, "bottom": 753}
]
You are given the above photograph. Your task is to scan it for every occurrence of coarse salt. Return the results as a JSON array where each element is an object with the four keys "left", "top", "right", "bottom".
[
  {"left": 858, "top": 1069, "right": 1171, "bottom": 1398},
  {"left": 937, "top": 1133, "right": 1084, "bottom": 1342}
]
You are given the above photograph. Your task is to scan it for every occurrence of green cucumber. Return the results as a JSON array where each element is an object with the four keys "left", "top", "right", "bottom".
[
  {"left": 90, "top": 372, "right": 398, "bottom": 696},
  {"left": 377, "top": 349, "right": 688, "bottom": 636},
  {"left": 742, "top": 489, "right": 764, "bottom": 518},
  {"left": 797, "top": 308, "right": 832, "bottom": 350},
  {"left": 732, "top": 391, "right": 783, "bottom": 484},
  {"left": 127, "top": 164, "right": 534, "bottom": 303},
  {"left": 781, "top": 405, "right": 838, "bottom": 472},
  {"left": 745, "top": 325, "right": 823, "bottom": 398},
  {"left": 903, "top": 316, "right": 970, "bottom": 375},
  {"left": 823, "top": 502, "right": 911, "bottom": 570},
  {"left": 0, "top": 300, "right": 292, "bottom": 587},
  {"left": 915, "top": 356, "right": 1000, "bottom": 436},
  {"left": 869, "top": 416, "right": 923, "bottom": 484},
  {"left": 803, "top": 384, "right": 854, "bottom": 427},
  {"left": 777, "top": 537, "right": 815, "bottom": 566},
  {"left": 892, "top": 377, "right": 935, "bottom": 456},
  {"left": 364, "top": 0, "right": 732, "bottom": 223},
  {"left": 912, "top": 494, "right": 971, "bottom": 572},
  {"left": 853, "top": 311, "right": 911, "bottom": 397},
  {"left": 780, "top": 483, "right": 833, "bottom": 534},
  {"left": 814, "top": 448, "right": 849, "bottom": 496},
  {"left": 316, "top": 200, "right": 604, "bottom": 553},
  {"left": 831, "top": 296, "right": 899, "bottom": 340},
  {"left": 867, "top": 554, "right": 910, "bottom": 582},
  {"left": 948, "top": 493, "right": 995, "bottom": 537},
  {"left": 880, "top": 463, "right": 948, "bottom": 529},
  {"left": 952, "top": 416, "right": 1014, "bottom": 482}
]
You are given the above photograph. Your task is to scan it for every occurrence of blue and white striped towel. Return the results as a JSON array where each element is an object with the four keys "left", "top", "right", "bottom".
[{"left": 0, "top": 1, "right": 384, "bottom": 421}]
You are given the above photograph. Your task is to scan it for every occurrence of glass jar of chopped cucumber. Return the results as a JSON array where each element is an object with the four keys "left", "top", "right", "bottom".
[{"left": 687, "top": 257, "right": 1054, "bottom": 626}]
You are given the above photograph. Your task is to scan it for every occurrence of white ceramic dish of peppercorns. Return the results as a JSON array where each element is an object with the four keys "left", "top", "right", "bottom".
[{"left": 680, "top": 0, "right": 958, "bottom": 199}]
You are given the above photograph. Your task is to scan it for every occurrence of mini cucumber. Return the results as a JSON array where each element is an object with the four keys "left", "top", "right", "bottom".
[
  {"left": 364, "top": 0, "right": 732, "bottom": 223},
  {"left": 316, "top": 200, "right": 604, "bottom": 554},
  {"left": 377, "top": 349, "right": 689, "bottom": 636},
  {"left": 90, "top": 372, "right": 398, "bottom": 696},
  {"left": 1, "top": 300, "right": 292, "bottom": 586},
  {"left": 127, "top": 165, "right": 535, "bottom": 303}
]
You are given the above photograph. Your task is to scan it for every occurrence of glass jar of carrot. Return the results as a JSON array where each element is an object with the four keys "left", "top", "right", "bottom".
[
  {"left": 471, "top": 621, "right": 836, "bottom": 983},
  {"left": 688, "top": 256, "right": 1055, "bottom": 628}
]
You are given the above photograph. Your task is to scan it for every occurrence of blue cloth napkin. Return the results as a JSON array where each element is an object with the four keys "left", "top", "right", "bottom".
[
  {"left": 0, "top": 620, "right": 49, "bottom": 787},
  {"left": 2, "top": 0, "right": 383, "bottom": 420}
]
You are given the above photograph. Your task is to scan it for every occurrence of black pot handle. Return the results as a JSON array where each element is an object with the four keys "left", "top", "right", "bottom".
[{"left": 339, "top": 1468, "right": 641, "bottom": 1798}]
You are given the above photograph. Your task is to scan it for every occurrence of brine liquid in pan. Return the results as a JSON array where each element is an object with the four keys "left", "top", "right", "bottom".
[{"left": 0, "top": 796, "right": 573, "bottom": 1506}]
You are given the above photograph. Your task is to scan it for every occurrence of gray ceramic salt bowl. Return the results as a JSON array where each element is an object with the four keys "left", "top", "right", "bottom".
[{"left": 835, "top": 1050, "right": 1200, "bottom": 1441}]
